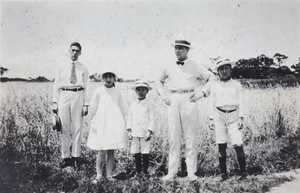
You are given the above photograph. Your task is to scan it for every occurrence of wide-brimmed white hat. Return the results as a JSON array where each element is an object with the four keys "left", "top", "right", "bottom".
[
  {"left": 213, "top": 59, "right": 236, "bottom": 72},
  {"left": 171, "top": 40, "right": 193, "bottom": 49},
  {"left": 101, "top": 67, "right": 117, "bottom": 79},
  {"left": 131, "top": 80, "right": 152, "bottom": 90}
]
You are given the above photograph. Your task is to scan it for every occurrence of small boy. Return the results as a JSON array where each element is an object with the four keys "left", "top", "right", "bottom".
[
  {"left": 208, "top": 59, "right": 247, "bottom": 181},
  {"left": 127, "top": 80, "right": 154, "bottom": 176}
]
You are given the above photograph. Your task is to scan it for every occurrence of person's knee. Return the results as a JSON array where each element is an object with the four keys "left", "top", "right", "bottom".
[{"left": 233, "top": 145, "right": 245, "bottom": 157}]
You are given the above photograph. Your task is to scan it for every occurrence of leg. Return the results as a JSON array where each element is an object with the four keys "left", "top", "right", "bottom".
[
  {"left": 181, "top": 100, "right": 198, "bottom": 179},
  {"left": 106, "top": 150, "right": 115, "bottom": 177},
  {"left": 162, "top": 97, "right": 182, "bottom": 181},
  {"left": 134, "top": 153, "right": 142, "bottom": 174},
  {"left": 96, "top": 150, "right": 106, "bottom": 177},
  {"left": 167, "top": 99, "right": 182, "bottom": 176},
  {"left": 142, "top": 154, "right": 149, "bottom": 174},
  {"left": 59, "top": 92, "right": 71, "bottom": 159},
  {"left": 218, "top": 143, "right": 228, "bottom": 179},
  {"left": 70, "top": 92, "right": 84, "bottom": 158},
  {"left": 141, "top": 138, "right": 151, "bottom": 174}
]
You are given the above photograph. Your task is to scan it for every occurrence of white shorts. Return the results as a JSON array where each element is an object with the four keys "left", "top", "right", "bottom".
[
  {"left": 130, "top": 137, "right": 150, "bottom": 154},
  {"left": 214, "top": 109, "right": 243, "bottom": 146}
]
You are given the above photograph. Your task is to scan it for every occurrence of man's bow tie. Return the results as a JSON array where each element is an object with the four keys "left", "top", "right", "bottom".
[{"left": 177, "top": 61, "right": 185, "bottom": 65}]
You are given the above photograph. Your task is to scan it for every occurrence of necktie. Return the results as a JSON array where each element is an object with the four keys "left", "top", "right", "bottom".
[
  {"left": 70, "top": 62, "right": 77, "bottom": 84},
  {"left": 177, "top": 61, "right": 184, "bottom": 65}
]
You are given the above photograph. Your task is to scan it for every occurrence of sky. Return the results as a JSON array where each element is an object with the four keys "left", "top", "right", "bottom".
[{"left": 0, "top": 0, "right": 299, "bottom": 80}]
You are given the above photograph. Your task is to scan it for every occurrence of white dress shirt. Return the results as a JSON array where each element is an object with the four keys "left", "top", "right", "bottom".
[
  {"left": 127, "top": 98, "right": 154, "bottom": 137},
  {"left": 53, "top": 60, "right": 89, "bottom": 105},
  {"left": 208, "top": 79, "right": 244, "bottom": 118},
  {"left": 156, "top": 59, "right": 214, "bottom": 95}
]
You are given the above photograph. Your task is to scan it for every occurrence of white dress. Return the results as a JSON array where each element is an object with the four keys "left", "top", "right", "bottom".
[{"left": 87, "top": 86, "right": 127, "bottom": 150}]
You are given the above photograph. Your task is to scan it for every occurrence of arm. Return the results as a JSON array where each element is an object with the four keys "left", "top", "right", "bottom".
[
  {"left": 145, "top": 103, "right": 155, "bottom": 141},
  {"left": 82, "top": 67, "right": 90, "bottom": 116},
  {"left": 190, "top": 65, "right": 217, "bottom": 102},
  {"left": 126, "top": 104, "right": 133, "bottom": 140},
  {"left": 118, "top": 92, "right": 125, "bottom": 119},
  {"left": 52, "top": 67, "right": 60, "bottom": 114},
  {"left": 208, "top": 85, "right": 215, "bottom": 130},
  {"left": 237, "top": 83, "right": 244, "bottom": 129},
  {"left": 155, "top": 69, "right": 171, "bottom": 105},
  {"left": 89, "top": 89, "right": 100, "bottom": 119}
]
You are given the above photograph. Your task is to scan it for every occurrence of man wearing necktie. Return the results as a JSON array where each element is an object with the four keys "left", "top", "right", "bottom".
[
  {"left": 53, "top": 42, "right": 89, "bottom": 169},
  {"left": 156, "top": 40, "right": 216, "bottom": 181}
]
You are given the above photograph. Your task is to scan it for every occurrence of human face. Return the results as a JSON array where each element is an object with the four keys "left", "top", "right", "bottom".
[
  {"left": 135, "top": 87, "right": 149, "bottom": 99},
  {"left": 175, "top": 46, "right": 189, "bottom": 61},
  {"left": 103, "top": 73, "right": 115, "bottom": 87},
  {"left": 218, "top": 64, "right": 232, "bottom": 80},
  {"left": 69, "top": 46, "right": 81, "bottom": 61}
]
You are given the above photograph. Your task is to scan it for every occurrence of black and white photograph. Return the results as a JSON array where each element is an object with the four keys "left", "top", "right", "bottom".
[{"left": 1, "top": 0, "right": 300, "bottom": 192}]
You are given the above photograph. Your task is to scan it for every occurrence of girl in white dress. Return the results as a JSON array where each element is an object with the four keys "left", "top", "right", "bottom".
[{"left": 87, "top": 70, "right": 127, "bottom": 182}]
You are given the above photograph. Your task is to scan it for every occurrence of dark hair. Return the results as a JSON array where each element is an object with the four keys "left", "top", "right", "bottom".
[{"left": 70, "top": 42, "right": 82, "bottom": 51}]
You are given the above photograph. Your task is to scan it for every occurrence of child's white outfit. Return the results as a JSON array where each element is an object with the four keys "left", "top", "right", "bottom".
[
  {"left": 127, "top": 98, "right": 154, "bottom": 153},
  {"left": 209, "top": 79, "right": 244, "bottom": 145},
  {"left": 87, "top": 86, "right": 127, "bottom": 150}
]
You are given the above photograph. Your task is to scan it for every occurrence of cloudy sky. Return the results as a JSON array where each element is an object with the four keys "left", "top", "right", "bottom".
[{"left": 1, "top": 0, "right": 299, "bottom": 80}]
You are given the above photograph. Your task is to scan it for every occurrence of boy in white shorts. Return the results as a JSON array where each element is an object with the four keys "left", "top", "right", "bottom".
[
  {"left": 208, "top": 59, "right": 247, "bottom": 181},
  {"left": 127, "top": 81, "right": 154, "bottom": 175}
]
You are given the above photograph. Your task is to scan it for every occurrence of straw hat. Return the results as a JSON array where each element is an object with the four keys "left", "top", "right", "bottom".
[
  {"left": 213, "top": 59, "right": 236, "bottom": 72},
  {"left": 131, "top": 80, "right": 152, "bottom": 90},
  {"left": 171, "top": 40, "right": 193, "bottom": 49}
]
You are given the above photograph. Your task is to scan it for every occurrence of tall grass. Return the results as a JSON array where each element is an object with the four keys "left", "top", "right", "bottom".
[{"left": 0, "top": 82, "right": 299, "bottom": 192}]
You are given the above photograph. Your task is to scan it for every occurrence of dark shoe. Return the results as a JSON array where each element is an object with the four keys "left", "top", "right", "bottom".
[
  {"left": 72, "top": 157, "right": 81, "bottom": 169},
  {"left": 219, "top": 173, "right": 228, "bottom": 182},
  {"left": 238, "top": 172, "right": 247, "bottom": 181},
  {"left": 60, "top": 158, "right": 73, "bottom": 168}
]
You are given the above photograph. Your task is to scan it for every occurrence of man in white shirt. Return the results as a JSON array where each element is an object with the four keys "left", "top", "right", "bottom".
[
  {"left": 156, "top": 40, "right": 216, "bottom": 181},
  {"left": 52, "top": 42, "right": 89, "bottom": 169}
]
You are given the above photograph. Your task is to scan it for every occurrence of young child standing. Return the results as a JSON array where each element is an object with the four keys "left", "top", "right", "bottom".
[
  {"left": 87, "top": 69, "right": 127, "bottom": 183},
  {"left": 208, "top": 59, "right": 247, "bottom": 181},
  {"left": 127, "top": 81, "right": 154, "bottom": 176}
]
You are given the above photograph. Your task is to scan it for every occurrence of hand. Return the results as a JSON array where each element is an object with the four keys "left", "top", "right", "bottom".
[
  {"left": 127, "top": 129, "right": 133, "bottom": 140},
  {"left": 82, "top": 106, "right": 88, "bottom": 116},
  {"left": 161, "top": 95, "right": 171, "bottom": 106},
  {"left": 209, "top": 119, "right": 215, "bottom": 130},
  {"left": 238, "top": 117, "right": 244, "bottom": 130},
  {"left": 52, "top": 102, "right": 58, "bottom": 115},
  {"left": 190, "top": 91, "right": 205, "bottom": 103},
  {"left": 145, "top": 130, "right": 152, "bottom": 141}
]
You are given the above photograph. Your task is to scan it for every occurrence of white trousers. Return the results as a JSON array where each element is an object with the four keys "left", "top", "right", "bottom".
[
  {"left": 167, "top": 93, "right": 198, "bottom": 176},
  {"left": 59, "top": 90, "right": 84, "bottom": 158}
]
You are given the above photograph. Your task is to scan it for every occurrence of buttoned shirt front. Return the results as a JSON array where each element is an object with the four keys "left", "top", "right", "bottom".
[
  {"left": 208, "top": 79, "right": 244, "bottom": 118},
  {"left": 157, "top": 59, "right": 213, "bottom": 95},
  {"left": 53, "top": 60, "right": 89, "bottom": 105},
  {"left": 127, "top": 98, "right": 154, "bottom": 137}
]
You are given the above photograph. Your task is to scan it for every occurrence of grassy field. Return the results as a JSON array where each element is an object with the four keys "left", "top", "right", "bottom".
[{"left": 0, "top": 82, "right": 300, "bottom": 193}]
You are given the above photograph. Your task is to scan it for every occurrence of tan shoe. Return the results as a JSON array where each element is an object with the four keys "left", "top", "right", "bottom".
[
  {"left": 161, "top": 174, "right": 175, "bottom": 181},
  {"left": 188, "top": 174, "right": 198, "bottom": 181}
]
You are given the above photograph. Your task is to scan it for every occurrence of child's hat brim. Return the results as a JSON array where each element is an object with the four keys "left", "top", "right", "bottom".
[
  {"left": 213, "top": 59, "right": 236, "bottom": 72},
  {"left": 131, "top": 81, "right": 152, "bottom": 90}
]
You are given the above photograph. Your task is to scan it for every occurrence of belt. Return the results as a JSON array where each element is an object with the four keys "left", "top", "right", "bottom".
[
  {"left": 170, "top": 89, "right": 194, "bottom": 94},
  {"left": 61, "top": 87, "right": 84, "bottom": 92},
  {"left": 217, "top": 107, "right": 236, "bottom": 113}
]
